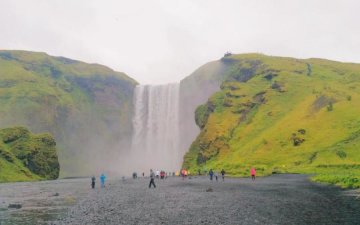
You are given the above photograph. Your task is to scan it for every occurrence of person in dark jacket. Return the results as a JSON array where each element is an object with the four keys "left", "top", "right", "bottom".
[
  {"left": 149, "top": 169, "right": 156, "bottom": 188},
  {"left": 209, "top": 169, "right": 214, "bottom": 181},
  {"left": 91, "top": 176, "right": 96, "bottom": 189},
  {"left": 221, "top": 169, "right": 225, "bottom": 181}
]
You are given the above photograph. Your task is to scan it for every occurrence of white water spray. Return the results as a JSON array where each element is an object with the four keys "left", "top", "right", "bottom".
[{"left": 130, "top": 83, "right": 181, "bottom": 172}]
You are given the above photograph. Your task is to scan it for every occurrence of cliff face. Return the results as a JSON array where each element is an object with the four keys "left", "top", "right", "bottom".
[
  {"left": 0, "top": 50, "right": 138, "bottom": 176},
  {"left": 183, "top": 54, "right": 360, "bottom": 188},
  {"left": 0, "top": 127, "right": 59, "bottom": 182},
  {"left": 179, "top": 60, "right": 230, "bottom": 158}
]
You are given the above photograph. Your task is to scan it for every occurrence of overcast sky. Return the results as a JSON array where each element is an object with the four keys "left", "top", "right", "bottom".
[{"left": 0, "top": 0, "right": 359, "bottom": 84}]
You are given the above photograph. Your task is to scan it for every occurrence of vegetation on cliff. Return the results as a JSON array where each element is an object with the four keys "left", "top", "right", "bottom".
[
  {"left": 0, "top": 127, "right": 59, "bottom": 182},
  {"left": 0, "top": 50, "right": 137, "bottom": 176},
  {"left": 183, "top": 53, "right": 360, "bottom": 188}
]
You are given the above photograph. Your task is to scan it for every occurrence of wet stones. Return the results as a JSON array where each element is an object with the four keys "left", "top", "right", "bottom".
[
  {"left": 8, "top": 203, "right": 22, "bottom": 209},
  {"left": 51, "top": 192, "right": 60, "bottom": 197}
]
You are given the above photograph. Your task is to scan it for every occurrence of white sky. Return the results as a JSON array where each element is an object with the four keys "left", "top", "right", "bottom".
[{"left": 0, "top": 0, "right": 359, "bottom": 84}]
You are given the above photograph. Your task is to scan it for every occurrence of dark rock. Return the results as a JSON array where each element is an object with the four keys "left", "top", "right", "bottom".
[
  {"left": 293, "top": 136, "right": 305, "bottom": 146},
  {"left": 223, "top": 98, "right": 233, "bottom": 107},
  {"left": 8, "top": 203, "right": 22, "bottom": 209},
  {"left": 206, "top": 187, "right": 213, "bottom": 192},
  {"left": 311, "top": 96, "right": 336, "bottom": 112},
  {"left": 264, "top": 73, "right": 277, "bottom": 81},
  {"left": 253, "top": 91, "right": 266, "bottom": 103},
  {"left": 298, "top": 129, "right": 306, "bottom": 135},
  {"left": 271, "top": 81, "right": 285, "bottom": 92}
]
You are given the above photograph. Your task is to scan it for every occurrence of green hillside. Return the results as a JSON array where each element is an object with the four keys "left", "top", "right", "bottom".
[
  {"left": 183, "top": 53, "right": 360, "bottom": 188},
  {"left": 0, "top": 50, "right": 137, "bottom": 176},
  {"left": 0, "top": 127, "right": 59, "bottom": 182}
]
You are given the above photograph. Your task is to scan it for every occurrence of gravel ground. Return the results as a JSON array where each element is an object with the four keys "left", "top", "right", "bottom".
[
  {"left": 60, "top": 174, "right": 359, "bottom": 225},
  {"left": 0, "top": 178, "right": 90, "bottom": 225},
  {"left": 1, "top": 174, "right": 360, "bottom": 225}
]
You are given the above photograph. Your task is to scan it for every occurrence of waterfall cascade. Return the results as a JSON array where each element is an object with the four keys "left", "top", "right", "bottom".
[{"left": 130, "top": 83, "right": 181, "bottom": 172}]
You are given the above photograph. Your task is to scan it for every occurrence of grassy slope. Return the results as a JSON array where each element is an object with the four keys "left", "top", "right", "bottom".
[
  {"left": 183, "top": 54, "right": 360, "bottom": 188},
  {"left": 0, "top": 50, "right": 138, "bottom": 176},
  {"left": 0, "top": 127, "right": 59, "bottom": 182}
]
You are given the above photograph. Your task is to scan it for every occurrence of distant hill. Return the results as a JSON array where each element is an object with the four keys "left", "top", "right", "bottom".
[
  {"left": 182, "top": 53, "right": 360, "bottom": 188},
  {"left": 0, "top": 50, "right": 138, "bottom": 176},
  {"left": 0, "top": 127, "right": 59, "bottom": 182}
]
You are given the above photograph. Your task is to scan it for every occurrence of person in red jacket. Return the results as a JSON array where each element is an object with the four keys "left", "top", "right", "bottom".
[{"left": 250, "top": 167, "right": 256, "bottom": 181}]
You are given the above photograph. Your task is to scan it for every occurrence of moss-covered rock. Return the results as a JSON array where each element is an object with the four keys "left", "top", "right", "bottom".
[
  {"left": 195, "top": 104, "right": 212, "bottom": 129},
  {"left": 0, "top": 127, "right": 59, "bottom": 182}
]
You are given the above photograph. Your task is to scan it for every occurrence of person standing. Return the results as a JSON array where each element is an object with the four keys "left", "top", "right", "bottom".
[
  {"left": 215, "top": 171, "right": 219, "bottom": 181},
  {"left": 181, "top": 169, "right": 186, "bottom": 180},
  {"left": 209, "top": 169, "right": 214, "bottom": 181},
  {"left": 221, "top": 169, "right": 225, "bottom": 181},
  {"left": 91, "top": 176, "right": 96, "bottom": 189},
  {"left": 149, "top": 169, "right": 156, "bottom": 188},
  {"left": 100, "top": 173, "right": 106, "bottom": 188},
  {"left": 251, "top": 167, "right": 256, "bottom": 181}
]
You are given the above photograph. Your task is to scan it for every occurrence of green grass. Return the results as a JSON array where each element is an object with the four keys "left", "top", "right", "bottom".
[
  {"left": 0, "top": 50, "right": 138, "bottom": 176},
  {"left": 0, "top": 127, "right": 59, "bottom": 182},
  {"left": 183, "top": 53, "right": 360, "bottom": 188}
]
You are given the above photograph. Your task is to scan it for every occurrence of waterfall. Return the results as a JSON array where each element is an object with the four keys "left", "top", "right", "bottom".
[{"left": 130, "top": 83, "right": 181, "bottom": 172}]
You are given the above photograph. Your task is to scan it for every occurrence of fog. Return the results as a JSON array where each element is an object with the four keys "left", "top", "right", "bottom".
[{"left": 0, "top": 0, "right": 359, "bottom": 84}]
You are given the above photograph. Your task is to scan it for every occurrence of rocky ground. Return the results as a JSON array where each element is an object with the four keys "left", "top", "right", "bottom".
[
  {"left": 1, "top": 174, "right": 359, "bottom": 225},
  {"left": 0, "top": 178, "right": 90, "bottom": 224}
]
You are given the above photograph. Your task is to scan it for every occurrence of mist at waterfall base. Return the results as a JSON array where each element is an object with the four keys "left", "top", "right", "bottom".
[
  {"left": 114, "top": 62, "right": 224, "bottom": 176},
  {"left": 118, "top": 83, "right": 185, "bottom": 175}
]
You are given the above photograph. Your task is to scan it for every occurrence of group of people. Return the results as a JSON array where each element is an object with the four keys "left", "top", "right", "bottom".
[
  {"left": 149, "top": 169, "right": 172, "bottom": 188},
  {"left": 208, "top": 167, "right": 256, "bottom": 181},
  {"left": 208, "top": 169, "right": 226, "bottom": 181},
  {"left": 90, "top": 167, "right": 257, "bottom": 189},
  {"left": 131, "top": 170, "right": 175, "bottom": 180},
  {"left": 91, "top": 173, "right": 106, "bottom": 189}
]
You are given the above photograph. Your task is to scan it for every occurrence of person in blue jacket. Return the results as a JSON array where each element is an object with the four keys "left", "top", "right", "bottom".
[
  {"left": 100, "top": 173, "right": 106, "bottom": 188},
  {"left": 209, "top": 169, "right": 214, "bottom": 181}
]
